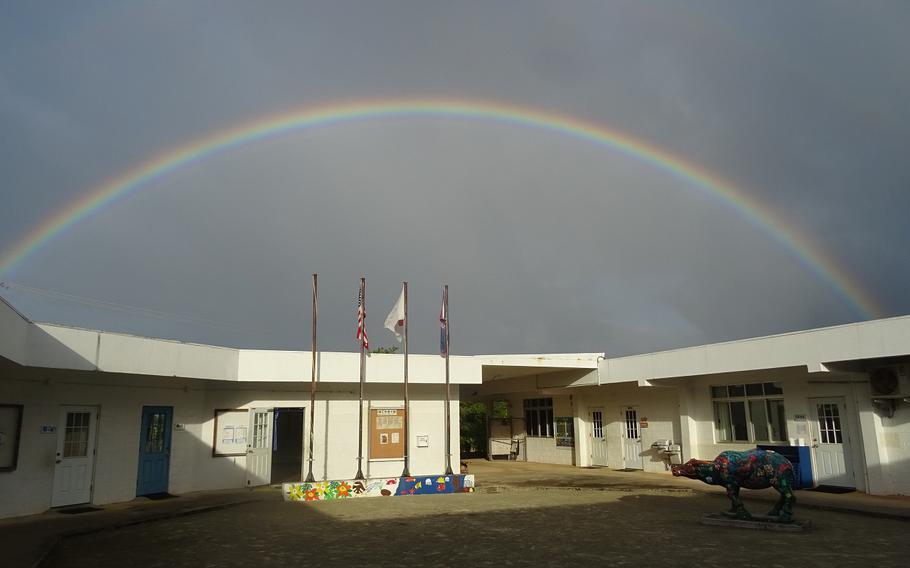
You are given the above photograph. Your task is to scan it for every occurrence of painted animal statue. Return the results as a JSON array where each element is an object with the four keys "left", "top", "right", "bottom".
[{"left": 671, "top": 449, "right": 796, "bottom": 522}]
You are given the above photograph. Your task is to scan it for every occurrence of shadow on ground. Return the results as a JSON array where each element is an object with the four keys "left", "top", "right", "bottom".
[{"left": 45, "top": 488, "right": 909, "bottom": 568}]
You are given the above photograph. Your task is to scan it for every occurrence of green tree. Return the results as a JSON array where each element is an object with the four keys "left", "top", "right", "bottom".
[{"left": 460, "top": 401, "right": 488, "bottom": 456}]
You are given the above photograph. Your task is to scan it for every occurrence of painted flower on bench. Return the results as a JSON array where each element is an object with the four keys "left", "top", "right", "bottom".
[
  {"left": 304, "top": 487, "right": 320, "bottom": 501},
  {"left": 335, "top": 481, "right": 352, "bottom": 498},
  {"left": 287, "top": 484, "right": 306, "bottom": 500}
]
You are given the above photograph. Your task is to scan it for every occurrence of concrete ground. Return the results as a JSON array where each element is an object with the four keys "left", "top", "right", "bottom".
[
  {"left": 467, "top": 459, "right": 910, "bottom": 520},
  {"left": 7, "top": 461, "right": 910, "bottom": 568}
]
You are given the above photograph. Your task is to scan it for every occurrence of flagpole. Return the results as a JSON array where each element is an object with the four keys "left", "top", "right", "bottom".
[
  {"left": 305, "top": 273, "right": 317, "bottom": 483},
  {"left": 355, "top": 277, "right": 366, "bottom": 481},
  {"left": 401, "top": 281, "right": 410, "bottom": 478},
  {"left": 443, "top": 284, "right": 453, "bottom": 475}
]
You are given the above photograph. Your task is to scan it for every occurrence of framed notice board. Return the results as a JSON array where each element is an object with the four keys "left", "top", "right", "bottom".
[{"left": 369, "top": 408, "right": 405, "bottom": 459}]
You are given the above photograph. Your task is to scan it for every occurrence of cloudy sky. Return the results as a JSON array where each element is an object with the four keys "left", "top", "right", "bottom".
[{"left": 1, "top": 1, "right": 908, "bottom": 357}]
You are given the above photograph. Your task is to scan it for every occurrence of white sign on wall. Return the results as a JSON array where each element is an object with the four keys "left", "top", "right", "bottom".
[{"left": 213, "top": 409, "right": 249, "bottom": 456}]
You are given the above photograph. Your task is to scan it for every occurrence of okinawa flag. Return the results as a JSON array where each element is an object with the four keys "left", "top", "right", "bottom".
[
  {"left": 356, "top": 284, "right": 369, "bottom": 349},
  {"left": 383, "top": 285, "right": 406, "bottom": 342},
  {"left": 439, "top": 288, "right": 448, "bottom": 358}
]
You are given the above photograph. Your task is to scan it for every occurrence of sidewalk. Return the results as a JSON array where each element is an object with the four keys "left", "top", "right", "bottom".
[
  {"left": 466, "top": 459, "right": 910, "bottom": 520},
  {"left": 0, "top": 488, "right": 280, "bottom": 568}
]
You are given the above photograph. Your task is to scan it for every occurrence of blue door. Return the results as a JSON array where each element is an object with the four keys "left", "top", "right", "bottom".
[{"left": 137, "top": 406, "right": 172, "bottom": 496}]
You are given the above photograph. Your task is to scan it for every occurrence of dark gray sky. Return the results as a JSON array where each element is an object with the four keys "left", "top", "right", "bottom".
[{"left": 1, "top": 1, "right": 908, "bottom": 356}]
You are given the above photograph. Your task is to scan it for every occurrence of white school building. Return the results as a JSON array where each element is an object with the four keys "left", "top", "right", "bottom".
[
  {"left": 0, "top": 296, "right": 477, "bottom": 518},
  {"left": 2, "top": 291, "right": 910, "bottom": 519},
  {"left": 472, "top": 316, "right": 910, "bottom": 497}
]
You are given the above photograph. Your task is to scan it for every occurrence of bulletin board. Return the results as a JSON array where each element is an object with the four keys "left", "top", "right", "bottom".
[
  {"left": 369, "top": 408, "right": 405, "bottom": 460},
  {"left": 212, "top": 409, "right": 249, "bottom": 457}
]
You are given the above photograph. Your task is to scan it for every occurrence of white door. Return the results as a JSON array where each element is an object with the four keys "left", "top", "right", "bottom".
[
  {"left": 589, "top": 408, "right": 607, "bottom": 466},
  {"left": 810, "top": 398, "right": 855, "bottom": 487},
  {"left": 246, "top": 408, "right": 273, "bottom": 487},
  {"left": 621, "top": 407, "right": 643, "bottom": 470},
  {"left": 52, "top": 406, "right": 99, "bottom": 507}
]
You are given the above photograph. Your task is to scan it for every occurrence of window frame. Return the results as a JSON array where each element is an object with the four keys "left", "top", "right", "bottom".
[
  {"left": 523, "top": 398, "right": 554, "bottom": 438},
  {"left": 555, "top": 416, "right": 574, "bottom": 447},
  {"left": 711, "top": 382, "right": 787, "bottom": 443}
]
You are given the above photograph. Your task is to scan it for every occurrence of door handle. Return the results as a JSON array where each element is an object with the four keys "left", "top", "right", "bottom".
[{"left": 55, "top": 459, "right": 62, "bottom": 464}]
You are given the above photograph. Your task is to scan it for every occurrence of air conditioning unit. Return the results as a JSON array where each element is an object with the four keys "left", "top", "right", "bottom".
[{"left": 869, "top": 366, "right": 910, "bottom": 398}]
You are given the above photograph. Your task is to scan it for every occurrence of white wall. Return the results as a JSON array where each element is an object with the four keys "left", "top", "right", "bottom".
[
  {"left": 574, "top": 383, "right": 680, "bottom": 473},
  {"left": 0, "top": 371, "right": 207, "bottom": 517},
  {"left": 237, "top": 350, "right": 480, "bottom": 384},
  {"left": 880, "top": 404, "right": 910, "bottom": 495},
  {"left": 195, "top": 384, "right": 460, "bottom": 485}
]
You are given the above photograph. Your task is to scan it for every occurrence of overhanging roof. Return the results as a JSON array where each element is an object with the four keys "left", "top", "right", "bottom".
[
  {"left": 0, "top": 295, "right": 480, "bottom": 384},
  {"left": 600, "top": 315, "right": 910, "bottom": 384}
]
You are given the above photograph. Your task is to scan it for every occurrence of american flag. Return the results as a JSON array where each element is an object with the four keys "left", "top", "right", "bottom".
[
  {"left": 439, "top": 288, "right": 447, "bottom": 358},
  {"left": 356, "top": 283, "right": 369, "bottom": 349}
]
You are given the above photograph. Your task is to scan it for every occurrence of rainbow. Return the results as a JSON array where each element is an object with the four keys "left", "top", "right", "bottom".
[{"left": 0, "top": 98, "right": 881, "bottom": 318}]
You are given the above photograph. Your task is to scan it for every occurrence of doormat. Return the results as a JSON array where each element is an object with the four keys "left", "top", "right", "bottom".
[
  {"left": 143, "top": 492, "right": 178, "bottom": 500},
  {"left": 807, "top": 485, "right": 855, "bottom": 494},
  {"left": 617, "top": 468, "right": 641, "bottom": 472},
  {"left": 58, "top": 506, "right": 103, "bottom": 514}
]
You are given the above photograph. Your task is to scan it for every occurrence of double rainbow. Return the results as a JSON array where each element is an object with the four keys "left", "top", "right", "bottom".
[{"left": 0, "top": 98, "right": 880, "bottom": 319}]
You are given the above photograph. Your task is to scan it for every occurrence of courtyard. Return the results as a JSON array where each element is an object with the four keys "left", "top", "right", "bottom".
[{"left": 33, "top": 461, "right": 910, "bottom": 568}]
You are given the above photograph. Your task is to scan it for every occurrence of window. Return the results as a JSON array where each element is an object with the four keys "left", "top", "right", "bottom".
[
  {"left": 143, "top": 411, "right": 167, "bottom": 454},
  {"left": 64, "top": 411, "right": 91, "bottom": 457},
  {"left": 817, "top": 403, "right": 843, "bottom": 444},
  {"left": 555, "top": 417, "right": 574, "bottom": 447},
  {"left": 524, "top": 398, "right": 553, "bottom": 437},
  {"left": 712, "top": 382, "right": 787, "bottom": 443}
]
